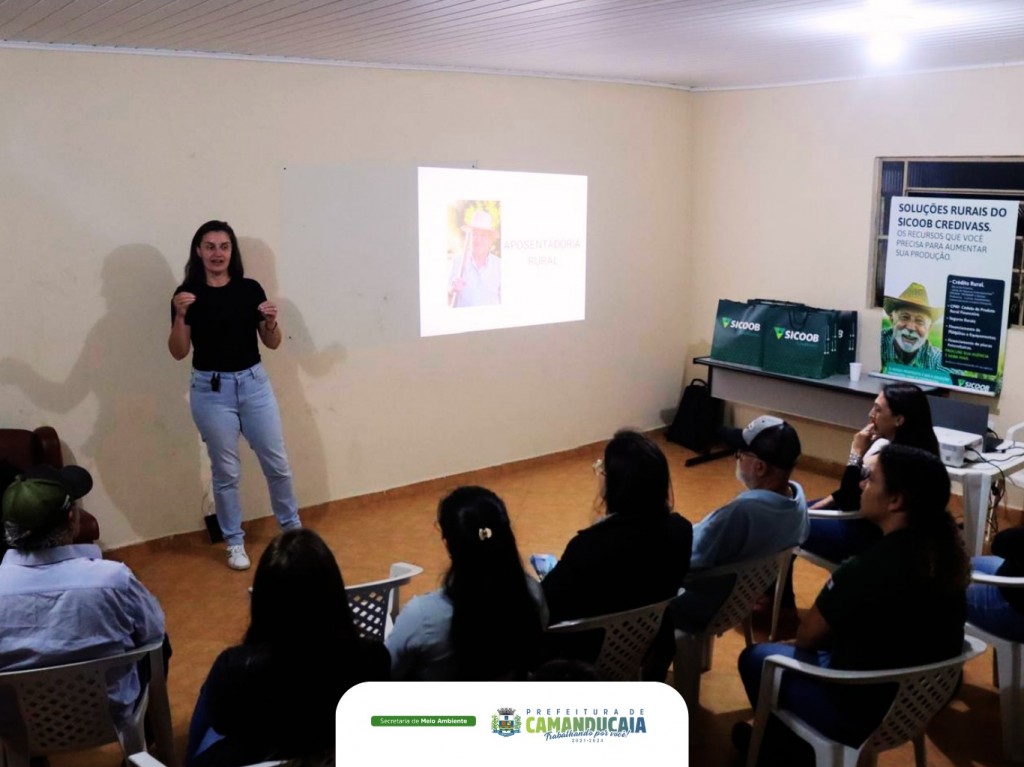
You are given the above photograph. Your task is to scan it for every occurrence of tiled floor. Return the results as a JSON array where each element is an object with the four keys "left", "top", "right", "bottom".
[{"left": 50, "top": 434, "right": 1009, "bottom": 765}]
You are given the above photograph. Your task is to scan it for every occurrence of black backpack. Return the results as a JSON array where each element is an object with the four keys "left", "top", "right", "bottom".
[{"left": 666, "top": 379, "right": 723, "bottom": 452}]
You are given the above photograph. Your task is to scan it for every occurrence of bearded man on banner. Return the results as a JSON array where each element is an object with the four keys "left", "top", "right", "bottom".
[{"left": 881, "top": 282, "right": 948, "bottom": 371}]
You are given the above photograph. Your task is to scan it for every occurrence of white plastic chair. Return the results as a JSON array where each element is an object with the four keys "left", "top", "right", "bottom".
[
  {"left": 346, "top": 561, "right": 423, "bottom": 640},
  {"left": 1005, "top": 421, "right": 1024, "bottom": 443},
  {"left": 545, "top": 599, "right": 671, "bottom": 681},
  {"left": 0, "top": 640, "right": 173, "bottom": 767},
  {"left": 745, "top": 636, "right": 986, "bottom": 767},
  {"left": 965, "top": 569, "right": 1024, "bottom": 762},
  {"left": 794, "top": 509, "right": 862, "bottom": 574},
  {"left": 673, "top": 548, "right": 793, "bottom": 707}
]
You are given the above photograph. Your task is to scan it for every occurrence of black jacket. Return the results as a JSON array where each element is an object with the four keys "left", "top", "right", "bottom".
[{"left": 542, "top": 511, "right": 693, "bottom": 625}]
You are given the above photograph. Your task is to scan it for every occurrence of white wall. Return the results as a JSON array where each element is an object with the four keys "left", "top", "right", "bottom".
[
  {"left": 0, "top": 49, "right": 693, "bottom": 548},
  {"left": 11, "top": 49, "right": 1021, "bottom": 548},
  {"left": 688, "top": 65, "right": 1024, "bottom": 498}
]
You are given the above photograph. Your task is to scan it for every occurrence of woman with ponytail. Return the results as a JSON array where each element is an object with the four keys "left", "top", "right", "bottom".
[
  {"left": 386, "top": 486, "right": 545, "bottom": 680},
  {"left": 734, "top": 444, "right": 968, "bottom": 763}
]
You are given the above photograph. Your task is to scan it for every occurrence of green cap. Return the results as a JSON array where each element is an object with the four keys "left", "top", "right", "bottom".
[{"left": 2, "top": 465, "right": 93, "bottom": 533}]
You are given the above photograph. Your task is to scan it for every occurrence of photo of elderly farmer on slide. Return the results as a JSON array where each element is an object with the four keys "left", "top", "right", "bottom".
[
  {"left": 881, "top": 282, "right": 950, "bottom": 376},
  {"left": 447, "top": 203, "right": 501, "bottom": 309}
]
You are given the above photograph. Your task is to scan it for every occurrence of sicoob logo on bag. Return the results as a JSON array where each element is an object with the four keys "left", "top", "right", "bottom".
[
  {"left": 721, "top": 317, "right": 760, "bottom": 332},
  {"left": 774, "top": 326, "right": 820, "bottom": 343}
]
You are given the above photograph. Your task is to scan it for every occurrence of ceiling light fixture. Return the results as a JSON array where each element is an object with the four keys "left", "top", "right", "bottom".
[
  {"left": 868, "top": 31, "right": 906, "bottom": 64},
  {"left": 810, "top": 0, "right": 966, "bottom": 67},
  {"left": 865, "top": 0, "right": 912, "bottom": 64}
]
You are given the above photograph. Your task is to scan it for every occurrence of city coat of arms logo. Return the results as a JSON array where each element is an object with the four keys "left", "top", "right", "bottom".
[{"left": 491, "top": 707, "right": 521, "bottom": 737}]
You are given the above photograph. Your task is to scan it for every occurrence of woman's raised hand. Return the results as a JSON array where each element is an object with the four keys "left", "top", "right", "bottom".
[
  {"left": 258, "top": 301, "right": 278, "bottom": 324},
  {"left": 173, "top": 291, "right": 196, "bottom": 319},
  {"left": 851, "top": 422, "right": 876, "bottom": 458}
]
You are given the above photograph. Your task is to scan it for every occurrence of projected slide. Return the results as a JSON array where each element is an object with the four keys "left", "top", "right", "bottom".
[{"left": 419, "top": 167, "right": 587, "bottom": 337}]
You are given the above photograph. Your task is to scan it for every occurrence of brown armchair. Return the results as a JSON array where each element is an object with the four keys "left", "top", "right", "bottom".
[{"left": 0, "top": 426, "right": 100, "bottom": 544}]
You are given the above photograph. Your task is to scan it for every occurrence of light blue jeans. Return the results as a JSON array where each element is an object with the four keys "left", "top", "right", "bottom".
[{"left": 190, "top": 363, "right": 301, "bottom": 546}]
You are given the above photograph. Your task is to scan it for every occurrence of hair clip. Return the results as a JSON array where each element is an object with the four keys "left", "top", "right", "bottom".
[{"left": 478, "top": 527, "right": 493, "bottom": 541}]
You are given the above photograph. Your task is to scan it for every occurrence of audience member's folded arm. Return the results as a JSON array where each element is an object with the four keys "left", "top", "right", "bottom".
[{"left": 795, "top": 605, "right": 833, "bottom": 650}]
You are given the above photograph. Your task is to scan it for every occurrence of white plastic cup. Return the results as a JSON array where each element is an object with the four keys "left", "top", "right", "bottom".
[{"left": 849, "top": 362, "right": 863, "bottom": 382}]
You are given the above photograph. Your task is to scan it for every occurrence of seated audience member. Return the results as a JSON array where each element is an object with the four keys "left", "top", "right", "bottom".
[
  {"left": 803, "top": 382, "right": 938, "bottom": 562},
  {"left": 734, "top": 445, "right": 968, "bottom": 764},
  {"left": 540, "top": 430, "right": 691, "bottom": 677},
  {"left": 188, "top": 529, "right": 389, "bottom": 767},
  {"left": 386, "top": 486, "right": 544, "bottom": 680},
  {"left": 771, "top": 383, "right": 938, "bottom": 614},
  {"left": 668, "top": 416, "right": 808, "bottom": 634},
  {"left": 541, "top": 429, "right": 693, "bottom": 623},
  {"left": 967, "top": 524, "right": 1024, "bottom": 641},
  {"left": 0, "top": 465, "right": 165, "bottom": 730}
]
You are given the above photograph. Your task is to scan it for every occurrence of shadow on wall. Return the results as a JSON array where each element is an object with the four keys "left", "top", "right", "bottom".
[
  {"left": 239, "top": 237, "right": 345, "bottom": 517},
  {"left": 0, "top": 245, "right": 202, "bottom": 545}
]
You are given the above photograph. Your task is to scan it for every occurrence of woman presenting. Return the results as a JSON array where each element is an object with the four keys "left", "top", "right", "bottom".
[{"left": 169, "top": 220, "right": 301, "bottom": 570}]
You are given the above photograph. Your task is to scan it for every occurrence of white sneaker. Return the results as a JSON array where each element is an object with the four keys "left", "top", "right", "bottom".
[{"left": 226, "top": 544, "right": 251, "bottom": 570}]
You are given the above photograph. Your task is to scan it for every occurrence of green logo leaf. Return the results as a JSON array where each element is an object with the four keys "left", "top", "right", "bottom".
[
  {"left": 721, "top": 317, "right": 731, "bottom": 328},
  {"left": 774, "top": 326, "right": 785, "bottom": 339}
]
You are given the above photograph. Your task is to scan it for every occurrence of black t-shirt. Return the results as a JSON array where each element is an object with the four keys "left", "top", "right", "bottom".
[
  {"left": 540, "top": 511, "right": 693, "bottom": 666},
  {"left": 816, "top": 527, "right": 965, "bottom": 670},
  {"left": 542, "top": 511, "right": 693, "bottom": 624},
  {"left": 173, "top": 279, "right": 267, "bottom": 372}
]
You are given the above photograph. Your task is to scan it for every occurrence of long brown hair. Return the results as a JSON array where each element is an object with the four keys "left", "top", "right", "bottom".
[
  {"left": 878, "top": 444, "right": 968, "bottom": 592},
  {"left": 884, "top": 382, "right": 939, "bottom": 455},
  {"left": 439, "top": 486, "right": 542, "bottom": 679},
  {"left": 246, "top": 529, "right": 360, "bottom": 653}
]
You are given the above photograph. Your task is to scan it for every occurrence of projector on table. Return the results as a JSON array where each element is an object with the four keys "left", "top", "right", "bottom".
[{"left": 933, "top": 426, "right": 984, "bottom": 468}]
